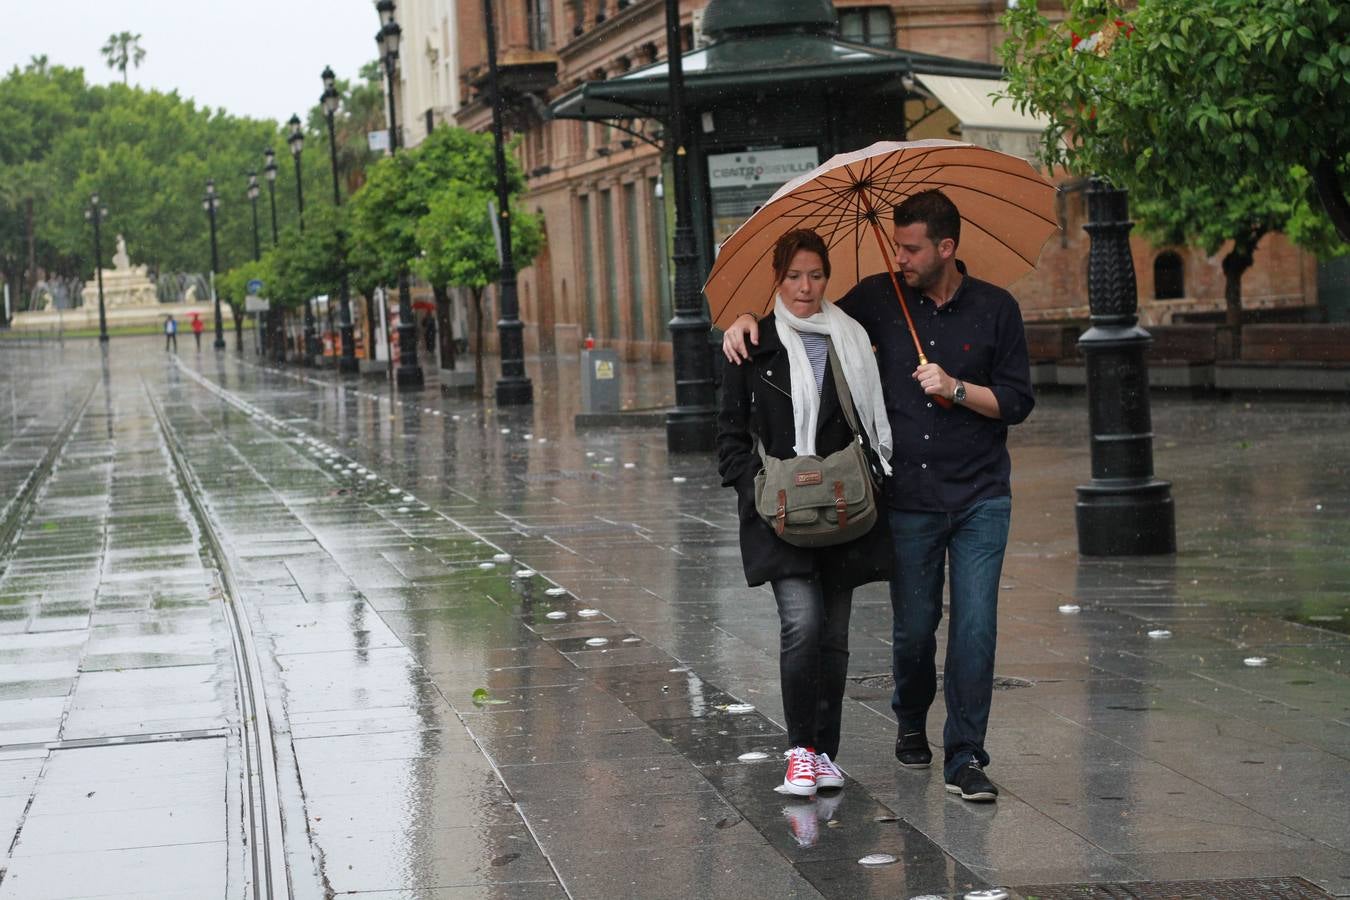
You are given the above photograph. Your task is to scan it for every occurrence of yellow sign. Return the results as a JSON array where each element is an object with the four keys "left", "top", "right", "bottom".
[{"left": 595, "top": 360, "right": 615, "bottom": 380}]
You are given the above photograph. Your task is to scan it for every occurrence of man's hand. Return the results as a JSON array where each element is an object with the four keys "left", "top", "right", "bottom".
[
  {"left": 912, "top": 362, "right": 956, "bottom": 400},
  {"left": 721, "top": 313, "right": 760, "bottom": 364}
]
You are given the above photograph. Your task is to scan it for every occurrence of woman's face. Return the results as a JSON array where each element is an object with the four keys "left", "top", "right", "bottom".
[{"left": 778, "top": 249, "right": 828, "bottom": 318}]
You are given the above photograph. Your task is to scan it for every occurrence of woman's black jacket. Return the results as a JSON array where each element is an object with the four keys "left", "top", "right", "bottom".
[{"left": 716, "top": 315, "right": 893, "bottom": 589}]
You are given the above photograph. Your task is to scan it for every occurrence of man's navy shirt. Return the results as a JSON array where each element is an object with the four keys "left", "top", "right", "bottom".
[{"left": 836, "top": 267, "right": 1035, "bottom": 513}]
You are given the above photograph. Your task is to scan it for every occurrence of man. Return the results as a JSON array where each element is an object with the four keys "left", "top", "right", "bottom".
[
  {"left": 190, "top": 312, "right": 204, "bottom": 350},
  {"left": 722, "top": 189, "right": 1034, "bottom": 803},
  {"left": 164, "top": 314, "right": 178, "bottom": 353}
]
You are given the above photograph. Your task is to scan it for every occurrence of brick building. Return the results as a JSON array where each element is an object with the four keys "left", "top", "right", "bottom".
[{"left": 389, "top": 0, "right": 1321, "bottom": 364}]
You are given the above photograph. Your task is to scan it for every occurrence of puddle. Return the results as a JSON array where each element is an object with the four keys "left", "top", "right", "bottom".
[
  {"left": 544, "top": 587, "right": 567, "bottom": 596},
  {"left": 737, "top": 751, "right": 769, "bottom": 762},
  {"left": 1147, "top": 629, "right": 1172, "bottom": 639},
  {"left": 584, "top": 637, "right": 609, "bottom": 647},
  {"left": 545, "top": 611, "right": 567, "bottom": 620},
  {"left": 1058, "top": 604, "right": 1081, "bottom": 614},
  {"left": 858, "top": 853, "right": 897, "bottom": 866},
  {"left": 1243, "top": 656, "right": 1269, "bottom": 667},
  {"left": 725, "top": 703, "right": 755, "bottom": 714}
]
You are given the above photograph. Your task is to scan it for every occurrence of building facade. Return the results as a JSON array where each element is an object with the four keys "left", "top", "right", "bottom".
[{"left": 388, "top": 0, "right": 1320, "bottom": 362}]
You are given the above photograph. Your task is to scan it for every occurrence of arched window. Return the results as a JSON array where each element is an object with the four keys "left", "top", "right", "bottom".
[{"left": 1154, "top": 250, "right": 1185, "bottom": 299}]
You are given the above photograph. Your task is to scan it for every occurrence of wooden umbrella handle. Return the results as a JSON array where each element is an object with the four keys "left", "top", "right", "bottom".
[{"left": 864, "top": 214, "right": 953, "bottom": 409}]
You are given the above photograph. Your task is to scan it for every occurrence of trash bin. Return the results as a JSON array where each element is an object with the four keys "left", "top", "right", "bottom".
[{"left": 580, "top": 348, "right": 620, "bottom": 413}]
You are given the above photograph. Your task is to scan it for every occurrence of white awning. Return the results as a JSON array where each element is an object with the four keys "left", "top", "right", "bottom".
[
  {"left": 914, "top": 74, "right": 1046, "bottom": 132},
  {"left": 914, "top": 74, "right": 1048, "bottom": 160}
]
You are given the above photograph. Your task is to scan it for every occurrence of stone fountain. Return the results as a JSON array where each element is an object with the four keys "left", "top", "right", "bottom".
[{"left": 11, "top": 234, "right": 231, "bottom": 334}]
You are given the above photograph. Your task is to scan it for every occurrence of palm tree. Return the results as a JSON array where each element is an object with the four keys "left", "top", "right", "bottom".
[{"left": 100, "top": 32, "right": 146, "bottom": 85}]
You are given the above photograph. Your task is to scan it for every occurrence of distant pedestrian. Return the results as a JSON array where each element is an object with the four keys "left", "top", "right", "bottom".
[
  {"left": 717, "top": 228, "right": 893, "bottom": 801},
  {"left": 422, "top": 312, "right": 437, "bottom": 355},
  {"left": 164, "top": 315, "right": 178, "bottom": 353},
  {"left": 190, "top": 312, "right": 204, "bottom": 350}
]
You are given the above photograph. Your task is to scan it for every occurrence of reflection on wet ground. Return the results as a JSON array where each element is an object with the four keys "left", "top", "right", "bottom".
[{"left": 0, "top": 337, "right": 1346, "bottom": 899}]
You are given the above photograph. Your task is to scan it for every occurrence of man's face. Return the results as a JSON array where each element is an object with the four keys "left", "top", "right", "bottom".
[{"left": 891, "top": 222, "right": 953, "bottom": 293}]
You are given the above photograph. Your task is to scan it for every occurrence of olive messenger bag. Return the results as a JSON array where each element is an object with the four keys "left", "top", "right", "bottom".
[{"left": 753, "top": 343, "right": 881, "bottom": 548}]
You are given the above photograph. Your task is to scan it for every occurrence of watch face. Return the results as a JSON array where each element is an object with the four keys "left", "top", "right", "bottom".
[{"left": 954, "top": 384, "right": 966, "bottom": 402}]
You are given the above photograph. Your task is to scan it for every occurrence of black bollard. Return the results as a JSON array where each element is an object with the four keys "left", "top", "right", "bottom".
[{"left": 1075, "top": 178, "right": 1176, "bottom": 556}]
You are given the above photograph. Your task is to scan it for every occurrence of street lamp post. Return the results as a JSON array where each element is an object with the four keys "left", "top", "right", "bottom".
[
  {"left": 263, "top": 149, "right": 282, "bottom": 362},
  {"left": 482, "top": 0, "right": 533, "bottom": 406},
  {"left": 289, "top": 113, "right": 319, "bottom": 366},
  {"left": 1075, "top": 178, "right": 1176, "bottom": 556},
  {"left": 376, "top": 1, "right": 424, "bottom": 388},
  {"left": 322, "top": 66, "right": 359, "bottom": 375},
  {"left": 663, "top": 0, "right": 717, "bottom": 451},
  {"left": 84, "top": 193, "right": 109, "bottom": 344},
  {"left": 263, "top": 149, "right": 280, "bottom": 246},
  {"left": 247, "top": 171, "right": 264, "bottom": 358},
  {"left": 202, "top": 180, "right": 225, "bottom": 350},
  {"left": 247, "top": 172, "right": 261, "bottom": 261}
]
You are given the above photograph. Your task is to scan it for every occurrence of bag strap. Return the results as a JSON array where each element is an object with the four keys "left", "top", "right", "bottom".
[{"left": 826, "top": 343, "right": 863, "bottom": 439}]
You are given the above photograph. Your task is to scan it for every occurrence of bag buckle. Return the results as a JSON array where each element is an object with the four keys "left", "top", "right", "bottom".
[
  {"left": 833, "top": 482, "right": 848, "bottom": 528},
  {"left": 775, "top": 489, "right": 787, "bottom": 536}
]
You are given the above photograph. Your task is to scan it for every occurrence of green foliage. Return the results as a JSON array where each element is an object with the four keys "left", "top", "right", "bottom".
[
  {"left": 268, "top": 205, "right": 346, "bottom": 309},
  {"left": 1001, "top": 0, "right": 1349, "bottom": 254},
  {"left": 0, "top": 59, "right": 384, "bottom": 311},
  {"left": 350, "top": 125, "right": 540, "bottom": 290},
  {"left": 414, "top": 183, "right": 542, "bottom": 291}
]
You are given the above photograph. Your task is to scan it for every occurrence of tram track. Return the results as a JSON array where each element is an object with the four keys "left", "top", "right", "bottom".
[
  {"left": 145, "top": 380, "right": 292, "bottom": 900},
  {"left": 0, "top": 376, "right": 100, "bottom": 571}
]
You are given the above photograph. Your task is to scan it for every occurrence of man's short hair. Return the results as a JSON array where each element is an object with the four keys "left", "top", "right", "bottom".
[{"left": 892, "top": 189, "right": 961, "bottom": 248}]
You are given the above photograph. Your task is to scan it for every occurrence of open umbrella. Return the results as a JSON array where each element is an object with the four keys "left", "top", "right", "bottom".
[{"left": 704, "top": 140, "right": 1059, "bottom": 365}]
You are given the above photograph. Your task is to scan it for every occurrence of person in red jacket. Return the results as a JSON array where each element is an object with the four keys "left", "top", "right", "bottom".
[{"left": 190, "top": 312, "right": 205, "bottom": 350}]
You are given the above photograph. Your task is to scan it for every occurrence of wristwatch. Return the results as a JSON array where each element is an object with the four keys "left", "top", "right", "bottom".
[{"left": 952, "top": 380, "right": 966, "bottom": 404}]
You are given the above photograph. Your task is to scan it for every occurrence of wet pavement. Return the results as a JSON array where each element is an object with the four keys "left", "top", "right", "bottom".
[{"left": 0, "top": 336, "right": 1346, "bottom": 899}]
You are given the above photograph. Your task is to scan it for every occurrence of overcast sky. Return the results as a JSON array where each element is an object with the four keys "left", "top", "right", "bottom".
[{"left": 4, "top": 0, "right": 383, "bottom": 124}]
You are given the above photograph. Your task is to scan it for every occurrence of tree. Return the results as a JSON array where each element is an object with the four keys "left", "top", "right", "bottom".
[
  {"left": 414, "top": 182, "right": 542, "bottom": 386},
  {"left": 1001, "top": 0, "right": 1349, "bottom": 327},
  {"left": 217, "top": 255, "right": 273, "bottom": 350},
  {"left": 0, "top": 61, "right": 94, "bottom": 309},
  {"left": 100, "top": 32, "right": 146, "bottom": 85}
]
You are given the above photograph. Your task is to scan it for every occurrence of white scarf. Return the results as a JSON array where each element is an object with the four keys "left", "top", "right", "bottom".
[{"left": 773, "top": 296, "right": 893, "bottom": 475}]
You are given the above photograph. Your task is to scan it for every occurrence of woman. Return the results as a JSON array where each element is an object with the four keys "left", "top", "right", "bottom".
[{"left": 717, "top": 228, "right": 893, "bottom": 796}]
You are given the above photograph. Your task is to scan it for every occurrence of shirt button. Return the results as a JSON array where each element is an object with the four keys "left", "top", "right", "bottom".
[
  {"left": 929, "top": 340, "right": 935, "bottom": 347},
  {"left": 920, "top": 463, "right": 928, "bottom": 469},
  {"left": 924, "top": 434, "right": 930, "bottom": 440},
  {"left": 926, "top": 402, "right": 933, "bottom": 408}
]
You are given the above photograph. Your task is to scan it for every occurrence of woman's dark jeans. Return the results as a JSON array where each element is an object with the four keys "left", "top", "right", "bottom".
[
  {"left": 771, "top": 575, "right": 853, "bottom": 759},
  {"left": 888, "top": 496, "right": 1011, "bottom": 781}
]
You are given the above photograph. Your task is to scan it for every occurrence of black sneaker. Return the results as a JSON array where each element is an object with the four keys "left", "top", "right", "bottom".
[
  {"left": 894, "top": 729, "right": 932, "bottom": 768},
  {"left": 945, "top": 762, "right": 998, "bottom": 802}
]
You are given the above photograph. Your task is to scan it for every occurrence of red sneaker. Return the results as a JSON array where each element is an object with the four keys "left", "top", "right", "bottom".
[{"left": 783, "top": 746, "right": 817, "bottom": 796}]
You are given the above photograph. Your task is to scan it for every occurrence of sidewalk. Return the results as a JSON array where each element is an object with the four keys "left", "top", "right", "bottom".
[{"left": 0, "top": 337, "right": 1346, "bottom": 899}]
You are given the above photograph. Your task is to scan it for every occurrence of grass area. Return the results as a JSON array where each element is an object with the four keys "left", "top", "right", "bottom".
[{"left": 1, "top": 321, "right": 255, "bottom": 340}]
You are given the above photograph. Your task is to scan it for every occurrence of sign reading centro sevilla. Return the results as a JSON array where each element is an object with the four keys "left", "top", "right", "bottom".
[{"left": 707, "top": 147, "right": 819, "bottom": 190}]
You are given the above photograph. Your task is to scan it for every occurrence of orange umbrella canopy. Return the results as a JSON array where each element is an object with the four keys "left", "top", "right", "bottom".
[{"left": 703, "top": 140, "right": 1058, "bottom": 329}]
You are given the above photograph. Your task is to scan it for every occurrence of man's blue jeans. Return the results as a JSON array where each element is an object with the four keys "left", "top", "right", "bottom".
[{"left": 888, "top": 496, "right": 1011, "bottom": 781}]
